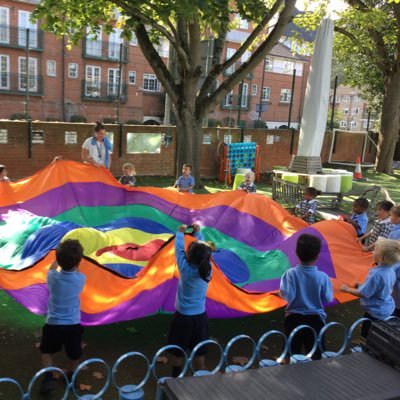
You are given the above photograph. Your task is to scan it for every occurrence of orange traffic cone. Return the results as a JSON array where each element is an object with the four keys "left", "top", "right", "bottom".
[{"left": 354, "top": 155, "right": 363, "bottom": 179}]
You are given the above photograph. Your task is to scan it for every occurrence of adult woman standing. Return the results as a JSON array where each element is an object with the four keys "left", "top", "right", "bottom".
[{"left": 81, "top": 121, "right": 113, "bottom": 169}]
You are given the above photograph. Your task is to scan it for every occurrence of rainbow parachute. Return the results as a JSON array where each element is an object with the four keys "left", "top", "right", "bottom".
[{"left": 0, "top": 161, "right": 371, "bottom": 325}]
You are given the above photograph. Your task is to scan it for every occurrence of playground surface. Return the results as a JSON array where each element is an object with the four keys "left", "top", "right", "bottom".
[{"left": 1, "top": 169, "right": 400, "bottom": 399}]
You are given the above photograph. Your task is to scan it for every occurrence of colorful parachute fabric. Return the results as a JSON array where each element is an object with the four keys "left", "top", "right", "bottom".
[{"left": 0, "top": 161, "right": 372, "bottom": 325}]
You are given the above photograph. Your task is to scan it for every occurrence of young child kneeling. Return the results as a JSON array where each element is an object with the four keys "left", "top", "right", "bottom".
[
  {"left": 340, "top": 238, "right": 399, "bottom": 337},
  {"left": 39, "top": 240, "right": 86, "bottom": 394},
  {"left": 279, "top": 234, "right": 333, "bottom": 359},
  {"left": 167, "top": 224, "right": 212, "bottom": 377}
]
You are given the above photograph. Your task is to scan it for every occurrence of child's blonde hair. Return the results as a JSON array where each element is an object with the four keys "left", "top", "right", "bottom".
[
  {"left": 245, "top": 171, "right": 255, "bottom": 182},
  {"left": 375, "top": 238, "right": 400, "bottom": 266},
  {"left": 122, "top": 163, "right": 136, "bottom": 175},
  {"left": 390, "top": 205, "right": 400, "bottom": 218}
]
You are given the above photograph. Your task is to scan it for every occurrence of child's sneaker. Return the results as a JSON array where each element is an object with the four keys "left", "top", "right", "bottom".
[{"left": 40, "top": 372, "right": 56, "bottom": 394}]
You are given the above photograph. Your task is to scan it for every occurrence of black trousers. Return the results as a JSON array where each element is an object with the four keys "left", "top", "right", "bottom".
[{"left": 284, "top": 313, "right": 325, "bottom": 360}]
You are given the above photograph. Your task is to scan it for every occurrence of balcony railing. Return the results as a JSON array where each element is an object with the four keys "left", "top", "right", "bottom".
[
  {"left": 81, "top": 80, "right": 128, "bottom": 102},
  {"left": 0, "top": 73, "right": 43, "bottom": 95},
  {"left": 220, "top": 94, "right": 251, "bottom": 110},
  {"left": 0, "top": 25, "right": 43, "bottom": 51},
  {"left": 83, "top": 39, "right": 129, "bottom": 63}
]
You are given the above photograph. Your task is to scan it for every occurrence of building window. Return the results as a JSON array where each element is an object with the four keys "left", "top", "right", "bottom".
[
  {"left": 335, "top": 95, "right": 340, "bottom": 103},
  {"left": 362, "top": 120, "right": 369, "bottom": 129},
  {"left": 262, "top": 86, "right": 271, "bottom": 101},
  {"left": 107, "top": 68, "right": 120, "bottom": 96},
  {"left": 241, "top": 50, "right": 251, "bottom": 64},
  {"left": 237, "top": 14, "right": 249, "bottom": 29},
  {"left": 350, "top": 121, "right": 358, "bottom": 128},
  {"left": 128, "top": 70, "right": 136, "bottom": 85},
  {"left": 143, "top": 73, "right": 160, "bottom": 91},
  {"left": 0, "top": 54, "right": 9, "bottom": 89},
  {"left": 18, "top": 10, "right": 37, "bottom": 47},
  {"left": 352, "top": 108, "right": 359, "bottom": 115},
  {"left": 85, "top": 65, "right": 101, "bottom": 97},
  {"left": 283, "top": 60, "right": 294, "bottom": 74},
  {"left": 225, "top": 48, "right": 235, "bottom": 75},
  {"left": 68, "top": 63, "right": 78, "bottom": 79},
  {"left": 243, "top": 135, "right": 252, "bottom": 142},
  {"left": 265, "top": 57, "right": 273, "bottom": 71},
  {"left": 240, "top": 83, "right": 249, "bottom": 108},
  {"left": 130, "top": 33, "right": 138, "bottom": 46},
  {"left": 47, "top": 60, "right": 56, "bottom": 77},
  {"left": 340, "top": 120, "right": 347, "bottom": 128},
  {"left": 342, "top": 95, "right": 350, "bottom": 102},
  {"left": 280, "top": 89, "right": 291, "bottom": 103},
  {"left": 343, "top": 108, "right": 349, "bottom": 115},
  {"left": 223, "top": 90, "right": 233, "bottom": 107},
  {"left": 18, "top": 57, "right": 38, "bottom": 92},
  {"left": 0, "top": 7, "right": 10, "bottom": 44},
  {"left": 252, "top": 84, "right": 257, "bottom": 96},
  {"left": 86, "top": 27, "right": 102, "bottom": 57},
  {"left": 353, "top": 95, "right": 361, "bottom": 102},
  {"left": 108, "top": 28, "right": 123, "bottom": 60}
]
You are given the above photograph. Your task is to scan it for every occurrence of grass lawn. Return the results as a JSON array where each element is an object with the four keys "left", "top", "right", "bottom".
[{"left": 1, "top": 170, "right": 399, "bottom": 399}]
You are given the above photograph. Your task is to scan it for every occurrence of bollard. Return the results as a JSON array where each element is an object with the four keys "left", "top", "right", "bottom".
[
  {"left": 188, "top": 340, "right": 224, "bottom": 376},
  {"left": 347, "top": 318, "right": 371, "bottom": 353},
  {"left": 71, "top": 358, "right": 110, "bottom": 400},
  {"left": 318, "top": 322, "right": 347, "bottom": 358},
  {"left": 151, "top": 345, "right": 188, "bottom": 400},
  {"left": 256, "top": 330, "right": 288, "bottom": 368},
  {"left": 288, "top": 325, "right": 317, "bottom": 364},
  {"left": 0, "top": 378, "right": 25, "bottom": 400},
  {"left": 27, "top": 367, "right": 69, "bottom": 400},
  {"left": 223, "top": 334, "right": 257, "bottom": 373},
  {"left": 112, "top": 352, "right": 151, "bottom": 400}
]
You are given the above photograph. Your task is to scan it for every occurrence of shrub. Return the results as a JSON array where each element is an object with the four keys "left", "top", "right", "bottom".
[
  {"left": 126, "top": 119, "right": 142, "bottom": 125},
  {"left": 103, "top": 117, "right": 117, "bottom": 124},
  {"left": 10, "top": 113, "right": 29, "bottom": 120},
  {"left": 70, "top": 115, "right": 87, "bottom": 123},
  {"left": 207, "top": 119, "right": 222, "bottom": 127},
  {"left": 253, "top": 120, "right": 267, "bottom": 129}
]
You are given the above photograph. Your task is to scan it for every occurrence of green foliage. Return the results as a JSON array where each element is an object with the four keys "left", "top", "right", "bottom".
[{"left": 70, "top": 115, "right": 87, "bottom": 123}]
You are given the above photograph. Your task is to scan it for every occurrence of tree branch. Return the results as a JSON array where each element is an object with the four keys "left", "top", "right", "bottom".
[
  {"left": 135, "top": 23, "right": 178, "bottom": 104},
  {"left": 219, "top": 0, "right": 284, "bottom": 73},
  {"left": 199, "top": 0, "right": 296, "bottom": 115}
]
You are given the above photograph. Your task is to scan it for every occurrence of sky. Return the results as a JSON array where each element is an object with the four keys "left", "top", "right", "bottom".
[{"left": 296, "top": 0, "right": 348, "bottom": 17}]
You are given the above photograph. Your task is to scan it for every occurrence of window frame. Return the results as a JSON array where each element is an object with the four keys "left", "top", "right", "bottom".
[
  {"left": 143, "top": 73, "right": 160, "bottom": 91},
  {"left": 47, "top": 60, "right": 56, "bottom": 77},
  {"left": 280, "top": 88, "right": 291, "bottom": 103},
  {"left": 68, "top": 63, "right": 78, "bottom": 79},
  {"left": 0, "top": 54, "right": 9, "bottom": 89}
]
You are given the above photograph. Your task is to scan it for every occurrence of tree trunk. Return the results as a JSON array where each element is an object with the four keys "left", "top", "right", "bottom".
[
  {"left": 175, "top": 109, "right": 203, "bottom": 187},
  {"left": 376, "top": 68, "right": 400, "bottom": 173}
]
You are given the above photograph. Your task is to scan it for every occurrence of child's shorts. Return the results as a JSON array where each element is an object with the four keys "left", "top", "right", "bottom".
[
  {"left": 167, "top": 312, "right": 209, "bottom": 356},
  {"left": 39, "top": 323, "right": 83, "bottom": 360}
]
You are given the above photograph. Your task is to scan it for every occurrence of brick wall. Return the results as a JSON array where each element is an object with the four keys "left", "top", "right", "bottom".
[{"left": 0, "top": 121, "right": 376, "bottom": 179}]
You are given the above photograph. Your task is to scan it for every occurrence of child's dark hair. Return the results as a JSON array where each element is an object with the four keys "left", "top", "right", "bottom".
[
  {"left": 183, "top": 164, "right": 192, "bottom": 171},
  {"left": 304, "top": 187, "right": 321, "bottom": 198},
  {"left": 354, "top": 197, "right": 369, "bottom": 210},
  {"left": 94, "top": 121, "right": 106, "bottom": 132},
  {"left": 296, "top": 234, "right": 322, "bottom": 263},
  {"left": 56, "top": 239, "right": 84, "bottom": 271},
  {"left": 376, "top": 200, "right": 394, "bottom": 212},
  {"left": 0, "top": 165, "right": 6, "bottom": 173},
  {"left": 187, "top": 241, "right": 212, "bottom": 282}
]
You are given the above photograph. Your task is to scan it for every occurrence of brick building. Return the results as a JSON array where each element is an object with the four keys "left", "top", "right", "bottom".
[
  {"left": 0, "top": 0, "right": 310, "bottom": 128},
  {"left": 331, "top": 85, "right": 378, "bottom": 132}
]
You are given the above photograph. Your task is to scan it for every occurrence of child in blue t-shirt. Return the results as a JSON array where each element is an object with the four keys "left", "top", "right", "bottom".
[
  {"left": 343, "top": 197, "right": 369, "bottom": 237},
  {"left": 340, "top": 238, "right": 398, "bottom": 337},
  {"left": 173, "top": 164, "right": 195, "bottom": 193},
  {"left": 389, "top": 205, "right": 400, "bottom": 240},
  {"left": 39, "top": 239, "right": 86, "bottom": 394},
  {"left": 279, "top": 234, "right": 333, "bottom": 359},
  {"left": 167, "top": 223, "right": 212, "bottom": 377}
]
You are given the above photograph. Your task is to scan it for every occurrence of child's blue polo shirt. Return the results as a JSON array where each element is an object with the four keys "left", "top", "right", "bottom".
[
  {"left": 175, "top": 231, "right": 211, "bottom": 315},
  {"left": 352, "top": 212, "right": 368, "bottom": 236},
  {"left": 392, "top": 263, "right": 400, "bottom": 309},
  {"left": 359, "top": 265, "right": 395, "bottom": 319},
  {"left": 46, "top": 269, "right": 86, "bottom": 325},
  {"left": 279, "top": 264, "right": 333, "bottom": 320},
  {"left": 389, "top": 224, "right": 400, "bottom": 240},
  {"left": 176, "top": 175, "right": 195, "bottom": 193}
]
